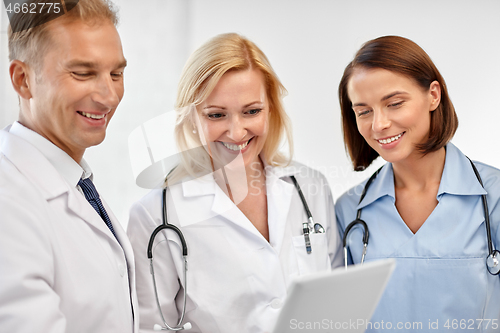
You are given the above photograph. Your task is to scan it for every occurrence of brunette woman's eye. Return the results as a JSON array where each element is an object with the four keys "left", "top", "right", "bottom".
[
  {"left": 356, "top": 109, "right": 371, "bottom": 117},
  {"left": 388, "top": 101, "right": 404, "bottom": 108}
]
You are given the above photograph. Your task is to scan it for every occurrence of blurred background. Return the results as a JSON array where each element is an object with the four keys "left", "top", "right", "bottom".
[{"left": 1, "top": 0, "right": 499, "bottom": 228}]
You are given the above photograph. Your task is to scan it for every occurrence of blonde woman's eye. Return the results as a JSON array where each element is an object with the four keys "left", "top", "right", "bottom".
[
  {"left": 207, "top": 113, "right": 224, "bottom": 119},
  {"left": 247, "top": 108, "right": 262, "bottom": 115}
]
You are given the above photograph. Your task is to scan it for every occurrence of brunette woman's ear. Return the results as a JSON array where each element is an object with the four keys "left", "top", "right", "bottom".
[{"left": 429, "top": 80, "right": 441, "bottom": 112}]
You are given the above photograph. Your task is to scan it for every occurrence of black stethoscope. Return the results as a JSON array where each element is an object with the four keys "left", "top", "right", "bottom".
[
  {"left": 147, "top": 175, "right": 323, "bottom": 331},
  {"left": 342, "top": 158, "right": 500, "bottom": 276}
]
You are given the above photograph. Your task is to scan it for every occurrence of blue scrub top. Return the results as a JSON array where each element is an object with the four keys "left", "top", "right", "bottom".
[{"left": 335, "top": 143, "right": 500, "bottom": 332}]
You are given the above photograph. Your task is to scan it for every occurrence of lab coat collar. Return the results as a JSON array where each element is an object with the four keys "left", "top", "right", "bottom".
[
  {"left": 180, "top": 172, "right": 217, "bottom": 197},
  {"left": 178, "top": 158, "right": 297, "bottom": 244},
  {"left": 0, "top": 125, "right": 120, "bottom": 244},
  {"left": 9, "top": 121, "right": 87, "bottom": 188},
  {"left": 180, "top": 158, "right": 301, "bottom": 198},
  {"left": 264, "top": 161, "right": 297, "bottom": 252},
  {"left": 356, "top": 142, "right": 487, "bottom": 210},
  {"left": 265, "top": 160, "right": 302, "bottom": 179},
  {"left": 0, "top": 125, "right": 70, "bottom": 200}
]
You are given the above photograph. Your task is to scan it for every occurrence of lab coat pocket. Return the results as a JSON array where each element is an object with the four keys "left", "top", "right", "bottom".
[{"left": 292, "top": 233, "right": 331, "bottom": 275}]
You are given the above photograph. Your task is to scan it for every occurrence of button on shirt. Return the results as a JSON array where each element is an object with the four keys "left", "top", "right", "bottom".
[{"left": 335, "top": 143, "right": 500, "bottom": 332}]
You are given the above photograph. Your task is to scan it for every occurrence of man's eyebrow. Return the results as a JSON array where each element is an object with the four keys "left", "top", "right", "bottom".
[
  {"left": 66, "top": 60, "right": 97, "bottom": 68},
  {"left": 66, "top": 59, "right": 128, "bottom": 69},
  {"left": 118, "top": 59, "right": 127, "bottom": 69}
]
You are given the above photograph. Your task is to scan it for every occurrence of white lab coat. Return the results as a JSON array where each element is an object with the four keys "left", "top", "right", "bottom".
[
  {"left": 127, "top": 162, "right": 343, "bottom": 333},
  {"left": 0, "top": 126, "right": 139, "bottom": 333}
]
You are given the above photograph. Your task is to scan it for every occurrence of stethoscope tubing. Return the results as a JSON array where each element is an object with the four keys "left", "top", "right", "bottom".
[
  {"left": 148, "top": 174, "right": 323, "bottom": 330},
  {"left": 147, "top": 187, "right": 190, "bottom": 331}
]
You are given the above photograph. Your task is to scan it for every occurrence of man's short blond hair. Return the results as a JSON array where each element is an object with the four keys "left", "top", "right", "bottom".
[{"left": 8, "top": 0, "right": 118, "bottom": 71}]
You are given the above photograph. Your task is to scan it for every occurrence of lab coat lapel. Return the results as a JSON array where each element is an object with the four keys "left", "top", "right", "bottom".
[
  {"left": 210, "top": 179, "right": 265, "bottom": 244},
  {"left": 0, "top": 129, "right": 120, "bottom": 244},
  {"left": 178, "top": 164, "right": 296, "bottom": 250},
  {"left": 65, "top": 188, "right": 122, "bottom": 243},
  {"left": 101, "top": 198, "right": 139, "bottom": 324},
  {"left": 179, "top": 170, "right": 267, "bottom": 245},
  {"left": 266, "top": 167, "right": 295, "bottom": 254},
  {"left": 102, "top": 198, "right": 134, "bottom": 255},
  {"left": 0, "top": 128, "right": 68, "bottom": 200}
]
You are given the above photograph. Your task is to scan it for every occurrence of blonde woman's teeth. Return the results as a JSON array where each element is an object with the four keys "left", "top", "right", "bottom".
[
  {"left": 222, "top": 140, "right": 249, "bottom": 151},
  {"left": 378, "top": 133, "right": 403, "bottom": 144}
]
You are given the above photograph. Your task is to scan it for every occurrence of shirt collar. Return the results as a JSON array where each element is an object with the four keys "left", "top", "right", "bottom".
[
  {"left": 437, "top": 142, "right": 486, "bottom": 196},
  {"left": 357, "top": 163, "right": 395, "bottom": 210},
  {"left": 10, "top": 121, "right": 91, "bottom": 187},
  {"left": 357, "top": 142, "right": 486, "bottom": 210}
]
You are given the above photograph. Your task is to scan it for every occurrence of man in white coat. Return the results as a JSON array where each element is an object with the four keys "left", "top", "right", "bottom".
[{"left": 0, "top": 1, "right": 138, "bottom": 332}]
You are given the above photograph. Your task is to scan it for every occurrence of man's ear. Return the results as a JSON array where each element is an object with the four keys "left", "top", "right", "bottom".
[{"left": 9, "top": 60, "right": 33, "bottom": 100}]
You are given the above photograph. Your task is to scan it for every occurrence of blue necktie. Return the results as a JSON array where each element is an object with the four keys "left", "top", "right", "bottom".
[{"left": 78, "top": 177, "right": 117, "bottom": 238}]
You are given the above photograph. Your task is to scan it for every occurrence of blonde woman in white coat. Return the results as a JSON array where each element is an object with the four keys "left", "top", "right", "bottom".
[{"left": 127, "top": 33, "right": 343, "bottom": 333}]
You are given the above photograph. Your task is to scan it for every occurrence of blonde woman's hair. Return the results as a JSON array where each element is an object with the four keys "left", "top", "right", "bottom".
[{"left": 167, "top": 33, "right": 293, "bottom": 185}]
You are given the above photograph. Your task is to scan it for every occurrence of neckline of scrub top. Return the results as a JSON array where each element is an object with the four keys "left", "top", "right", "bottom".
[{"left": 356, "top": 142, "right": 486, "bottom": 211}]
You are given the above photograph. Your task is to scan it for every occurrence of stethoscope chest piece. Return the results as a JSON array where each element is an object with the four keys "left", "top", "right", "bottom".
[
  {"left": 487, "top": 250, "right": 500, "bottom": 275},
  {"left": 314, "top": 223, "right": 325, "bottom": 233}
]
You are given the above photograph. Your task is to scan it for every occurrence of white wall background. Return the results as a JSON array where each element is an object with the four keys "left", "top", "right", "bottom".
[{"left": 1, "top": 0, "right": 500, "bottom": 228}]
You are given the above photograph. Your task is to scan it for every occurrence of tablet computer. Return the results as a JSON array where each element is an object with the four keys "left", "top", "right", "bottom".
[{"left": 272, "top": 259, "right": 396, "bottom": 333}]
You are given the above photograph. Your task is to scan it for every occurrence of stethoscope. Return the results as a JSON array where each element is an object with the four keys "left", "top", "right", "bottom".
[
  {"left": 147, "top": 175, "right": 323, "bottom": 331},
  {"left": 342, "top": 158, "right": 500, "bottom": 276}
]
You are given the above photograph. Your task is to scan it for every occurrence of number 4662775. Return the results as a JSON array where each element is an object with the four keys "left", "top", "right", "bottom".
[{"left": 5, "top": 3, "right": 61, "bottom": 14}]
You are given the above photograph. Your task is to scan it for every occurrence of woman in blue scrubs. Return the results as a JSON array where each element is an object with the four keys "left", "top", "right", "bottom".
[{"left": 335, "top": 35, "right": 500, "bottom": 332}]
